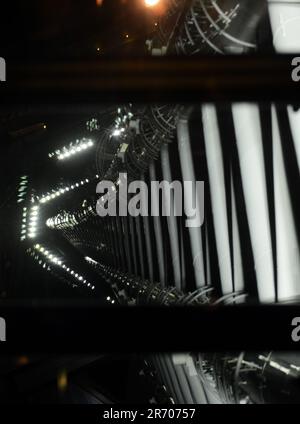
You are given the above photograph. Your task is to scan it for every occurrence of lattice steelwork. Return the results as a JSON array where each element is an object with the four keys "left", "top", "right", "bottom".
[{"left": 20, "top": 0, "right": 300, "bottom": 404}]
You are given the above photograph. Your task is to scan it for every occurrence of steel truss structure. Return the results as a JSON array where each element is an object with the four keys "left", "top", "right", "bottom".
[{"left": 17, "top": 0, "right": 300, "bottom": 404}]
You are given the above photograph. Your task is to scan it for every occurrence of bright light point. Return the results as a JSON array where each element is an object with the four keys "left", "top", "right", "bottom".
[
  {"left": 112, "top": 129, "right": 121, "bottom": 137},
  {"left": 145, "top": 0, "right": 160, "bottom": 7}
]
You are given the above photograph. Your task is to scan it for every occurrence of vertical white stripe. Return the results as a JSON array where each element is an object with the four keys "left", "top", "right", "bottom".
[
  {"left": 272, "top": 105, "right": 300, "bottom": 301},
  {"left": 232, "top": 103, "right": 275, "bottom": 303},
  {"left": 177, "top": 116, "right": 206, "bottom": 288},
  {"left": 287, "top": 106, "right": 300, "bottom": 172},
  {"left": 202, "top": 104, "right": 233, "bottom": 295},
  {"left": 231, "top": 175, "right": 245, "bottom": 293}
]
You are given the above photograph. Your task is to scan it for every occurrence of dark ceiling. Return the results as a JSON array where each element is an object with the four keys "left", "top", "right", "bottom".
[{"left": 0, "top": 0, "right": 157, "bottom": 60}]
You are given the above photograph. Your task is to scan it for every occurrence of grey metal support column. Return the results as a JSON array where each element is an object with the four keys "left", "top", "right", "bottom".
[
  {"left": 173, "top": 364, "right": 195, "bottom": 404},
  {"left": 164, "top": 355, "right": 185, "bottom": 404},
  {"left": 183, "top": 367, "right": 207, "bottom": 404},
  {"left": 135, "top": 215, "right": 146, "bottom": 279},
  {"left": 232, "top": 103, "right": 275, "bottom": 302},
  {"left": 149, "top": 161, "right": 166, "bottom": 286},
  {"left": 115, "top": 216, "right": 126, "bottom": 271},
  {"left": 173, "top": 354, "right": 208, "bottom": 404},
  {"left": 271, "top": 105, "right": 300, "bottom": 301},
  {"left": 122, "top": 216, "right": 133, "bottom": 274},
  {"left": 157, "top": 355, "right": 178, "bottom": 403},
  {"left": 179, "top": 222, "right": 186, "bottom": 291},
  {"left": 129, "top": 216, "right": 138, "bottom": 276},
  {"left": 110, "top": 218, "right": 121, "bottom": 269},
  {"left": 161, "top": 143, "right": 182, "bottom": 290},
  {"left": 141, "top": 175, "right": 154, "bottom": 282},
  {"left": 177, "top": 112, "right": 206, "bottom": 288},
  {"left": 202, "top": 104, "right": 233, "bottom": 295}
]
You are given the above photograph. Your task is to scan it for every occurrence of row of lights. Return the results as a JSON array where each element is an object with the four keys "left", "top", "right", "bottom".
[
  {"left": 46, "top": 202, "right": 96, "bottom": 230},
  {"left": 112, "top": 128, "right": 125, "bottom": 137},
  {"left": 20, "top": 205, "right": 40, "bottom": 241},
  {"left": 33, "top": 244, "right": 95, "bottom": 291},
  {"left": 27, "top": 248, "right": 51, "bottom": 272},
  {"left": 46, "top": 212, "right": 78, "bottom": 230},
  {"left": 39, "top": 178, "right": 91, "bottom": 204},
  {"left": 86, "top": 118, "right": 100, "bottom": 132},
  {"left": 85, "top": 257, "right": 115, "bottom": 303},
  {"left": 106, "top": 296, "right": 115, "bottom": 305},
  {"left": 48, "top": 138, "right": 94, "bottom": 161},
  {"left": 17, "top": 176, "right": 28, "bottom": 204}
]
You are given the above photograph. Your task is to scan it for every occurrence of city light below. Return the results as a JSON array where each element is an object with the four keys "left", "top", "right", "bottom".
[{"left": 145, "top": 0, "right": 160, "bottom": 7}]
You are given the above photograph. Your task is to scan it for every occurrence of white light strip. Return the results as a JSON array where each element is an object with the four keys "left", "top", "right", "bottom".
[
  {"left": 20, "top": 205, "right": 40, "bottom": 241},
  {"left": 232, "top": 103, "right": 275, "bottom": 303},
  {"left": 17, "top": 176, "right": 29, "bottom": 204},
  {"left": 85, "top": 256, "right": 99, "bottom": 265},
  {"left": 20, "top": 207, "right": 28, "bottom": 241},
  {"left": 39, "top": 177, "right": 91, "bottom": 204},
  {"left": 202, "top": 104, "right": 233, "bottom": 295},
  {"left": 272, "top": 106, "right": 300, "bottom": 301},
  {"left": 32, "top": 244, "right": 95, "bottom": 291},
  {"left": 85, "top": 257, "right": 116, "bottom": 303},
  {"left": 48, "top": 138, "right": 94, "bottom": 161}
]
